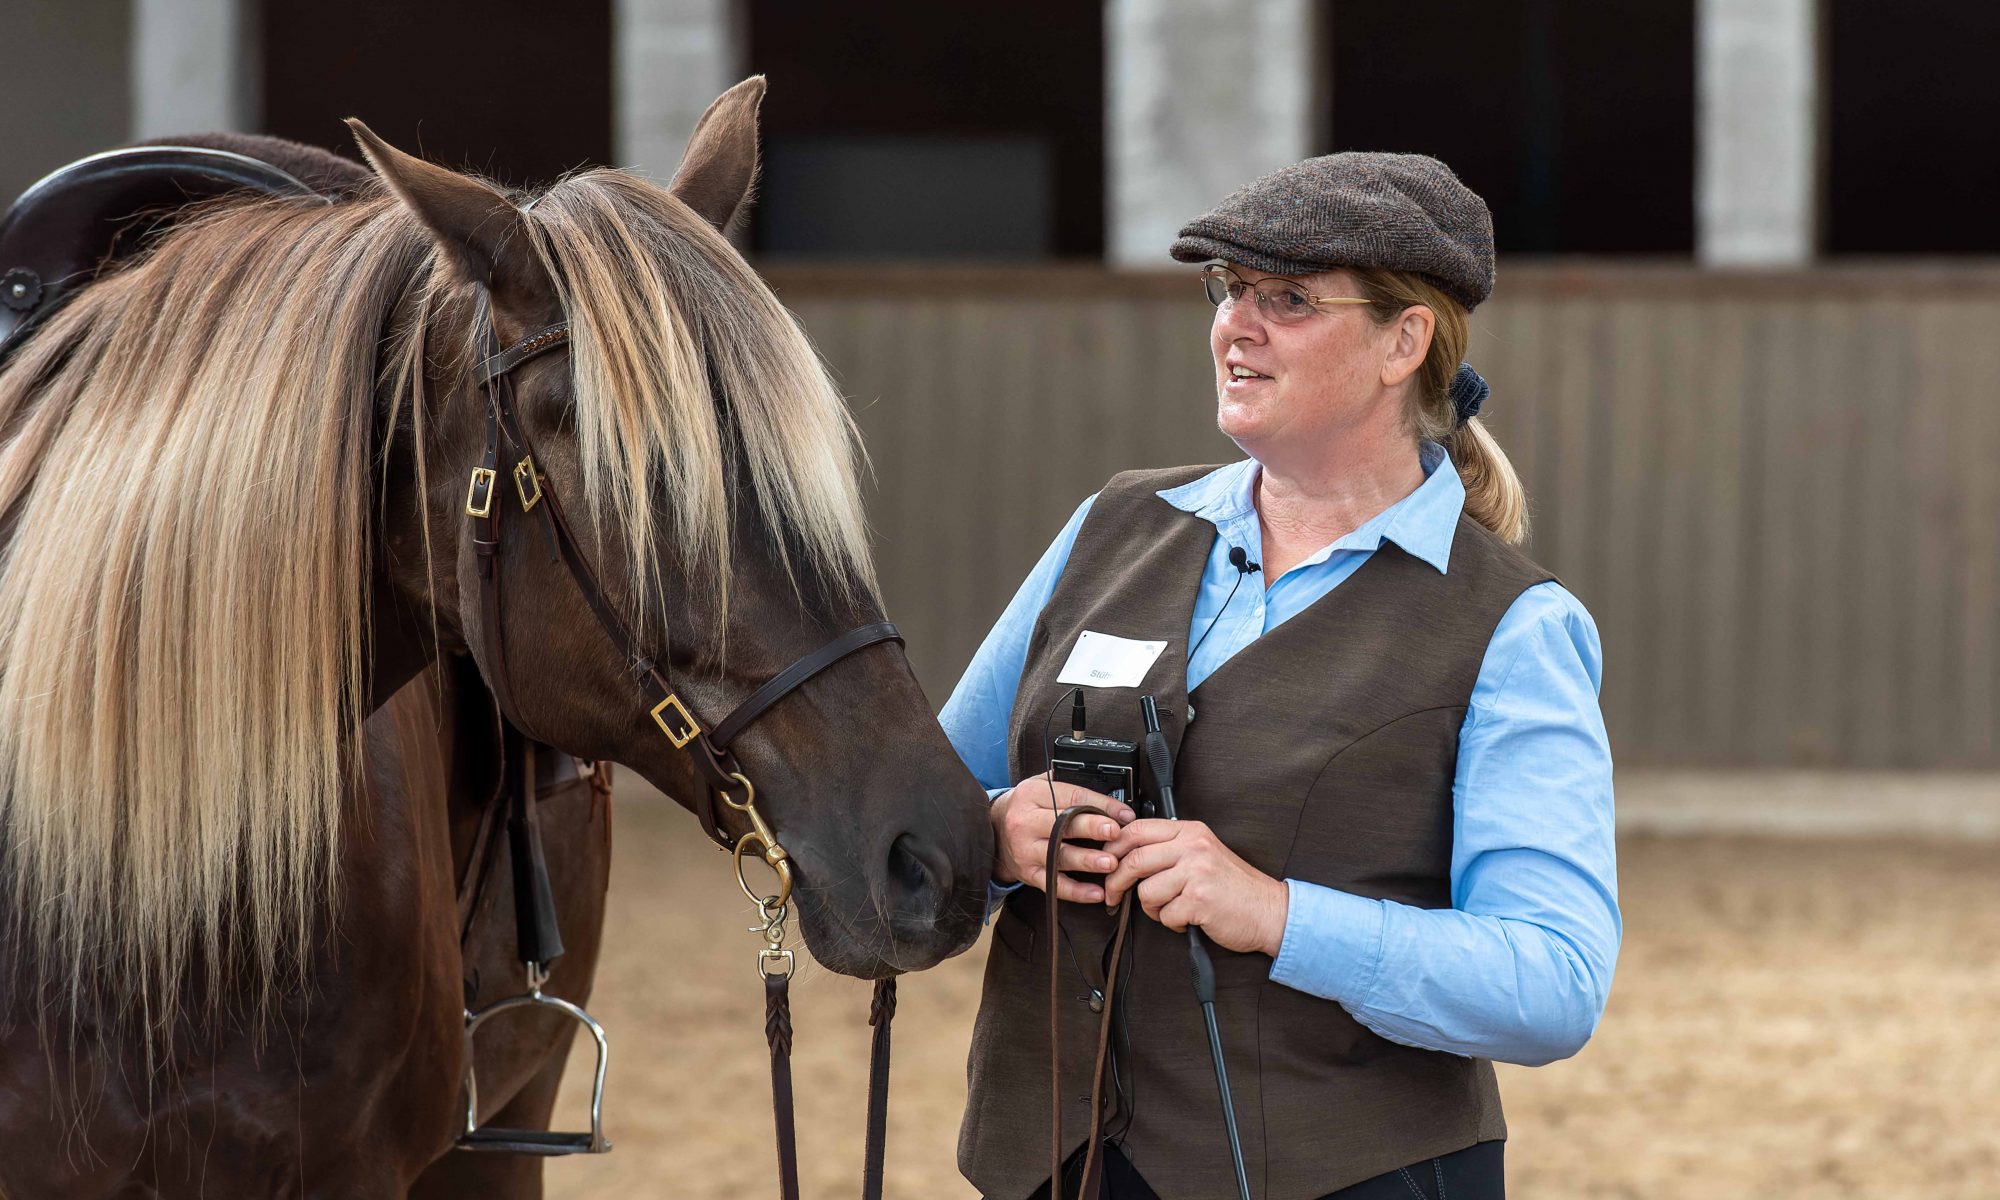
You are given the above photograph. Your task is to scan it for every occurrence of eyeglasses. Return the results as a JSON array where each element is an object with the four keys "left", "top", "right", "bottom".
[{"left": 1199, "top": 264, "right": 1375, "bottom": 324}]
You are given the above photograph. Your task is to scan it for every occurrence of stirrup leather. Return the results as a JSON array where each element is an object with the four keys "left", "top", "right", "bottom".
[{"left": 457, "top": 964, "right": 612, "bottom": 1156}]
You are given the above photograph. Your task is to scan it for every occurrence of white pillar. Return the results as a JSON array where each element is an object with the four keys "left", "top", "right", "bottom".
[
  {"left": 1698, "top": 0, "right": 1820, "bottom": 265},
  {"left": 131, "top": 0, "right": 251, "bottom": 137},
  {"left": 615, "top": 0, "right": 742, "bottom": 181},
  {"left": 1107, "top": 0, "right": 1316, "bottom": 268}
]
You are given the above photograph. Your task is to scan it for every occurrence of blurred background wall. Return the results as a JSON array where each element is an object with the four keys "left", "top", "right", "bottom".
[{"left": 7, "top": 0, "right": 1998, "bottom": 777}]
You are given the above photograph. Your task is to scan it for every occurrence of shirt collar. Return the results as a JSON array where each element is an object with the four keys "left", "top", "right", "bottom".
[{"left": 1156, "top": 442, "right": 1464, "bottom": 574}]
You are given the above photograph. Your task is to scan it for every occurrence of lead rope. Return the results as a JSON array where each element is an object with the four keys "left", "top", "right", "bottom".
[
  {"left": 751, "top": 877, "right": 901, "bottom": 1200},
  {"left": 862, "top": 978, "right": 898, "bottom": 1200},
  {"left": 1047, "top": 805, "right": 1134, "bottom": 1200},
  {"left": 763, "top": 971, "right": 800, "bottom": 1200}
]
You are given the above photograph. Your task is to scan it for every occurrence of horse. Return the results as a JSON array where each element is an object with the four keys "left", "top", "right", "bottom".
[{"left": 0, "top": 77, "right": 992, "bottom": 1197}]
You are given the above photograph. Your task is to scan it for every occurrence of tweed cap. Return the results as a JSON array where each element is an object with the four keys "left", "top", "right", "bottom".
[{"left": 1171, "top": 152, "right": 1496, "bottom": 310}]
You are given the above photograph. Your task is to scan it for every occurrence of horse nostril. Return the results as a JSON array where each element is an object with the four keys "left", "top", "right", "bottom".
[{"left": 886, "top": 833, "right": 945, "bottom": 915}]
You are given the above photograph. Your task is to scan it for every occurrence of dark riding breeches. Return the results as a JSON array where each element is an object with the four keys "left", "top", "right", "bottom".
[{"left": 1012, "top": 1138, "right": 1506, "bottom": 1200}]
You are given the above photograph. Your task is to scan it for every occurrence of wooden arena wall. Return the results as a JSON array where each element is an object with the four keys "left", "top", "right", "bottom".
[{"left": 764, "top": 264, "right": 2000, "bottom": 770}]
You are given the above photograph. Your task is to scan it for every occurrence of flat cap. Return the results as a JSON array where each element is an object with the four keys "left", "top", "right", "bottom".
[{"left": 1170, "top": 152, "right": 1496, "bottom": 311}]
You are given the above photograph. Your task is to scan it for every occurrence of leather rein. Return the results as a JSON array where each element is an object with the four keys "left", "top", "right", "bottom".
[{"left": 467, "top": 306, "right": 901, "bottom": 1199}]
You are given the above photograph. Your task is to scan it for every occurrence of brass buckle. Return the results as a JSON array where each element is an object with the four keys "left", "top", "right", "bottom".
[
  {"left": 513, "top": 457, "right": 543, "bottom": 511},
  {"left": 465, "top": 467, "right": 497, "bottom": 517},
  {"left": 650, "top": 693, "right": 700, "bottom": 748}
]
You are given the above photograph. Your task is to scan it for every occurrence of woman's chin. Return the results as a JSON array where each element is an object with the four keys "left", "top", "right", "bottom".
[{"left": 1215, "top": 403, "right": 1275, "bottom": 446}]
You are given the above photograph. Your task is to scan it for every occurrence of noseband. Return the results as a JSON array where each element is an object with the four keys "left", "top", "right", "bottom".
[{"left": 462, "top": 304, "right": 903, "bottom": 1197}]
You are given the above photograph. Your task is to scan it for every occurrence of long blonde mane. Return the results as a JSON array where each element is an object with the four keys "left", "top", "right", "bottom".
[{"left": 0, "top": 166, "right": 874, "bottom": 1033}]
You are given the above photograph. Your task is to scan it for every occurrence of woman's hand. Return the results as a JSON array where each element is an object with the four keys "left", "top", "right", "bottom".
[
  {"left": 989, "top": 774, "right": 1136, "bottom": 903},
  {"left": 1100, "top": 820, "right": 1289, "bottom": 956}
]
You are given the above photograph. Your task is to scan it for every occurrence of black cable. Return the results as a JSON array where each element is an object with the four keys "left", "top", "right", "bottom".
[
  {"left": 1140, "top": 695, "right": 1251, "bottom": 1200},
  {"left": 1108, "top": 546, "right": 1252, "bottom": 1154},
  {"left": 1042, "top": 685, "right": 1081, "bottom": 825},
  {"left": 1187, "top": 546, "right": 1259, "bottom": 667}
]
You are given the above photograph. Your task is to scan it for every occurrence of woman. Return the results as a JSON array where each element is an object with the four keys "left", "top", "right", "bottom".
[{"left": 941, "top": 153, "right": 1619, "bottom": 1200}]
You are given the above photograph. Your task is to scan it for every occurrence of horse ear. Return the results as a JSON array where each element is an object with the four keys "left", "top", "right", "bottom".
[
  {"left": 669, "top": 76, "right": 766, "bottom": 233},
  {"left": 345, "top": 119, "right": 550, "bottom": 310}
]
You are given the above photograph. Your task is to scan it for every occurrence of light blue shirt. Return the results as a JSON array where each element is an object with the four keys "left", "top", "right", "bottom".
[{"left": 940, "top": 444, "right": 1620, "bottom": 1067}]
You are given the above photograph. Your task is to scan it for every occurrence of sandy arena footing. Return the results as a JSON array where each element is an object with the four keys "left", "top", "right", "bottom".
[{"left": 549, "top": 775, "right": 2000, "bottom": 1199}]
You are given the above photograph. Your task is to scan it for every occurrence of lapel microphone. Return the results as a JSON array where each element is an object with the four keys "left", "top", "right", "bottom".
[{"left": 1190, "top": 546, "right": 1262, "bottom": 667}]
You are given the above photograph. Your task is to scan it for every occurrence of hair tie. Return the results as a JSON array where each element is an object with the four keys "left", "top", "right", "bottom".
[{"left": 1449, "top": 363, "right": 1489, "bottom": 426}]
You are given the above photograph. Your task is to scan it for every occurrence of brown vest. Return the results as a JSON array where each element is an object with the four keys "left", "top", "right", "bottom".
[{"left": 958, "top": 465, "right": 1555, "bottom": 1200}]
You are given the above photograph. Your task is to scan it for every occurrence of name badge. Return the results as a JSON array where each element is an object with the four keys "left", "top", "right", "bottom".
[{"left": 1055, "top": 630, "right": 1167, "bottom": 690}]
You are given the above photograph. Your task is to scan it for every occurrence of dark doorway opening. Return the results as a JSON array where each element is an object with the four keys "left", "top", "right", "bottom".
[
  {"left": 261, "top": 0, "right": 613, "bottom": 189},
  {"left": 1825, "top": 0, "right": 2000, "bottom": 254},
  {"left": 744, "top": 0, "right": 1105, "bottom": 259},
  {"left": 1327, "top": 0, "right": 1696, "bottom": 255}
]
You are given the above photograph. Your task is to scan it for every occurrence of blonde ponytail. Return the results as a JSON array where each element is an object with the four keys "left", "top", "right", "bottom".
[
  {"left": 1349, "top": 267, "right": 1531, "bottom": 545},
  {"left": 1443, "top": 416, "right": 1529, "bottom": 544}
]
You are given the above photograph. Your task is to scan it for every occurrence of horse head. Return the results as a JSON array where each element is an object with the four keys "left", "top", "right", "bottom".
[{"left": 351, "top": 80, "right": 993, "bottom": 979}]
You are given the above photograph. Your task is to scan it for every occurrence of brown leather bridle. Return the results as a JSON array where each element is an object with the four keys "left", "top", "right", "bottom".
[
  {"left": 463, "top": 304, "right": 903, "bottom": 1198},
  {"left": 468, "top": 314, "right": 901, "bottom": 858}
]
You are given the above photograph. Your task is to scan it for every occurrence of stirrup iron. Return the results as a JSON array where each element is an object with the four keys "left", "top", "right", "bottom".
[{"left": 456, "top": 963, "right": 612, "bottom": 1156}]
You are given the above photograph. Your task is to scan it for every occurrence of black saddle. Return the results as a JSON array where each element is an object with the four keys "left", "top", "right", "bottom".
[{"left": 0, "top": 145, "right": 327, "bottom": 363}]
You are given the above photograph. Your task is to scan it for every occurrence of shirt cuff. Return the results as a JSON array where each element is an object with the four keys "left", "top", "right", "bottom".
[
  {"left": 1267, "top": 879, "right": 1388, "bottom": 1007},
  {"left": 983, "top": 880, "right": 1023, "bottom": 924},
  {"left": 983, "top": 788, "right": 1022, "bottom": 923}
]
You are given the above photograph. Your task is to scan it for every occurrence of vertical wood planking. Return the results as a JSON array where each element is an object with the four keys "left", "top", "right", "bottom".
[
  {"left": 1650, "top": 300, "right": 1705, "bottom": 760},
  {"left": 1954, "top": 301, "right": 2000, "bottom": 762},
  {"left": 1691, "top": 301, "right": 1747, "bottom": 759},
  {"left": 1599, "top": 301, "right": 1656, "bottom": 758},
  {"left": 1786, "top": 304, "right": 1834, "bottom": 763},
  {"left": 767, "top": 269, "right": 2000, "bottom": 769},
  {"left": 1854, "top": 301, "right": 1895, "bottom": 763}
]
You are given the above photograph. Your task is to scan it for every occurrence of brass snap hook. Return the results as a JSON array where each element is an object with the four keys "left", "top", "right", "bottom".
[
  {"left": 729, "top": 774, "right": 794, "bottom": 909},
  {"left": 734, "top": 831, "right": 795, "bottom": 910}
]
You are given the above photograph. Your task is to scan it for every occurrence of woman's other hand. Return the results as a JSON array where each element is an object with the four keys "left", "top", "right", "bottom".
[
  {"left": 1101, "top": 820, "right": 1290, "bottom": 955},
  {"left": 989, "top": 774, "right": 1136, "bottom": 903}
]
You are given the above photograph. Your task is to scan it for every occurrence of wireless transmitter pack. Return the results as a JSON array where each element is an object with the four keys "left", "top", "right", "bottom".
[{"left": 1049, "top": 691, "right": 1142, "bottom": 810}]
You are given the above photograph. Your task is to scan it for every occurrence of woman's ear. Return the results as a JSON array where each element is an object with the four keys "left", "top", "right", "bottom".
[
  {"left": 1381, "top": 305, "right": 1436, "bottom": 389},
  {"left": 346, "top": 119, "right": 556, "bottom": 328}
]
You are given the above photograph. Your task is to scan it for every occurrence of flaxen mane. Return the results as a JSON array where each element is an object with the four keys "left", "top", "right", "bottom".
[{"left": 0, "top": 163, "right": 874, "bottom": 1037}]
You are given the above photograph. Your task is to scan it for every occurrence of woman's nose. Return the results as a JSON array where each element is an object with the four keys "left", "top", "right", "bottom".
[{"left": 1212, "top": 295, "right": 1267, "bottom": 344}]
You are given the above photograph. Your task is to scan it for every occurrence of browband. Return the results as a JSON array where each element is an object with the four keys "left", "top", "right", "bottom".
[{"left": 477, "top": 322, "right": 571, "bottom": 387}]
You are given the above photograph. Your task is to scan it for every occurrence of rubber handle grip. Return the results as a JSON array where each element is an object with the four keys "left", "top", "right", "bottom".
[
  {"left": 1187, "top": 927, "right": 1217, "bottom": 1004},
  {"left": 1143, "top": 730, "right": 1179, "bottom": 820}
]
